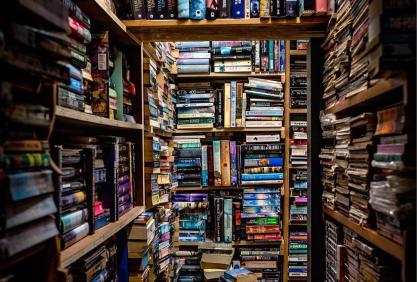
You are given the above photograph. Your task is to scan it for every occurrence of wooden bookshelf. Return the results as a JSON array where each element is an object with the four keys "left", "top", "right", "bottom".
[
  {"left": 124, "top": 18, "right": 329, "bottom": 41},
  {"left": 73, "top": 0, "right": 140, "bottom": 47},
  {"left": 60, "top": 206, "right": 144, "bottom": 268},
  {"left": 175, "top": 72, "right": 285, "bottom": 79},
  {"left": 323, "top": 207, "right": 405, "bottom": 262},
  {"left": 174, "top": 240, "right": 282, "bottom": 247},
  {"left": 324, "top": 77, "right": 406, "bottom": 114},
  {"left": 55, "top": 106, "right": 144, "bottom": 131}
]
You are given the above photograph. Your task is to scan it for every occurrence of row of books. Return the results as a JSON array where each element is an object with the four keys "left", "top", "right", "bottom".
[
  {"left": 290, "top": 118, "right": 308, "bottom": 165},
  {"left": 174, "top": 41, "right": 285, "bottom": 74},
  {"left": 122, "top": 0, "right": 330, "bottom": 20},
  {"left": 236, "top": 246, "right": 281, "bottom": 280},
  {"left": 322, "top": 0, "right": 415, "bottom": 109}
]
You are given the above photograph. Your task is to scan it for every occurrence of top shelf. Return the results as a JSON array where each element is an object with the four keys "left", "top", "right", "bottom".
[
  {"left": 74, "top": 0, "right": 140, "bottom": 47},
  {"left": 124, "top": 17, "right": 329, "bottom": 42}
]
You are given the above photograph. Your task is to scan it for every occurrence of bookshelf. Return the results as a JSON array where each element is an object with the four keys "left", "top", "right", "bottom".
[
  {"left": 124, "top": 18, "right": 329, "bottom": 41},
  {"left": 60, "top": 206, "right": 145, "bottom": 268},
  {"left": 174, "top": 127, "right": 286, "bottom": 136},
  {"left": 175, "top": 72, "right": 285, "bottom": 79}
]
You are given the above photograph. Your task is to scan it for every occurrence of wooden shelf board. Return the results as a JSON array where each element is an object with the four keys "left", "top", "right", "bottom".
[
  {"left": 290, "top": 108, "right": 307, "bottom": 114},
  {"left": 289, "top": 50, "right": 307, "bottom": 56},
  {"left": 323, "top": 207, "right": 404, "bottom": 261},
  {"left": 56, "top": 106, "right": 143, "bottom": 131},
  {"left": 124, "top": 18, "right": 329, "bottom": 41},
  {"left": 74, "top": 0, "right": 140, "bottom": 47},
  {"left": 325, "top": 77, "right": 406, "bottom": 114},
  {"left": 174, "top": 127, "right": 285, "bottom": 134},
  {"left": 60, "top": 206, "right": 144, "bottom": 268},
  {"left": 175, "top": 72, "right": 285, "bottom": 79}
]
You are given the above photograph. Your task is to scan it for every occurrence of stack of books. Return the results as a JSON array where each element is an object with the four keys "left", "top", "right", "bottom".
[
  {"left": 58, "top": 0, "right": 92, "bottom": 113},
  {"left": 173, "top": 192, "right": 208, "bottom": 242},
  {"left": 290, "top": 73, "right": 307, "bottom": 109},
  {"left": 240, "top": 143, "right": 284, "bottom": 185},
  {"left": 321, "top": 17, "right": 337, "bottom": 109},
  {"left": 288, "top": 231, "right": 308, "bottom": 278},
  {"left": 258, "top": 40, "right": 286, "bottom": 73},
  {"left": 174, "top": 249, "right": 202, "bottom": 281},
  {"left": 290, "top": 119, "right": 308, "bottom": 165},
  {"left": 369, "top": 105, "right": 415, "bottom": 244},
  {"left": 155, "top": 42, "right": 177, "bottom": 74},
  {"left": 221, "top": 268, "right": 257, "bottom": 282},
  {"left": 333, "top": 117, "right": 351, "bottom": 216},
  {"left": 290, "top": 170, "right": 308, "bottom": 198},
  {"left": 94, "top": 143, "right": 111, "bottom": 230},
  {"left": 237, "top": 246, "right": 281, "bottom": 280},
  {"left": 175, "top": 41, "right": 211, "bottom": 74},
  {"left": 324, "top": 220, "right": 344, "bottom": 282},
  {"left": 243, "top": 78, "right": 284, "bottom": 128},
  {"left": 347, "top": 113, "right": 375, "bottom": 225},
  {"left": 212, "top": 41, "right": 253, "bottom": 73},
  {"left": 290, "top": 197, "right": 307, "bottom": 224},
  {"left": 241, "top": 187, "right": 282, "bottom": 242},
  {"left": 145, "top": 87, "right": 160, "bottom": 128},
  {"left": 176, "top": 82, "right": 215, "bottom": 129},
  {"left": 174, "top": 136, "right": 203, "bottom": 187},
  {"left": 117, "top": 142, "right": 134, "bottom": 216}
]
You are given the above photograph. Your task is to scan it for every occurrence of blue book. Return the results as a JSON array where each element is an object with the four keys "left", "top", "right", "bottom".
[
  {"left": 224, "top": 268, "right": 254, "bottom": 280},
  {"left": 240, "top": 172, "right": 284, "bottom": 181},
  {"left": 243, "top": 199, "right": 281, "bottom": 206},
  {"left": 190, "top": 0, "right": 206, "bottom": 19},
  {"left": 245, "top": 110, "right": 284, "bottom": 116},
  {"left": 268, "top": 40, "right": 274, "bottom": 72},
  {"left": 230, "top": 81, "right": 237, "bottom": 127},
  {"left": 178, "top": 0, "right": 190, "bottom": 18},
  {"left": 279, "top": 40, "right": 286, "bottom": 72},
  {"left": 243, "top": 157, "right": 283, "bottom": 167},
  {"left": 177, "top": 64, "right": 210, "bottom": 73},
  {"left": 223, "top": 198, "right": 232, "bottom": 243},
  {"left": 230, "top": 141, "right": 238, "bottom": 186},
  {"left": 231, "top": 0, "right": 244, "bottom": 18},
  {"left": 250, "top": 0, "right": 260, "bottom": 17},
  {"left": 176, "top": 58, "right": 210, "bottom": 65},
  {"left": 175, "top": 41, "right": 210, "bottom": 48},
  {"left": 201, "top": 145, "right": 208, "bottom": 186}
]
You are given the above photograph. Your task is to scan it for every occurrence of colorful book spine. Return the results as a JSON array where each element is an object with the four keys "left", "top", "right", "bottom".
[
  {"left": 260, "top": 0, "right": 270, "bottom": 17},
  {"left": 279, "top": 40, "right": 286, "bottom": 72},
  {"left": 230, "top": 81, "right": 237, "bottom": 127},
  {"left": 250, "top": 0, "right": 260, "bottom": 17},
  {"left": 61, "top": 222, "right": 89, "bottom": 249},
  {"left": 224, "top": 83, "right": 231, "bottom": 128},
  {"left": 190, "top": 0, "right": 206, "bottom": 19},
  {"left": 201, "top": 145, "right": 208, "bottom": 187},
  {"left": 208, "top": 145, "right": 214, "bottom": 186},
  {"left": 230, "top": 141, "right": 238, "bottom": 186},
  {"left": 60, "top": 208, "right": 89, "bottom": 234},
  {"left": 178, "top": 0, "right": 190, "bottom": 18},
  {"left": 243, "top": 157, "right": 283, "bottom": 167},
  {"left": 231, "top": 0, "right": 245, "bottom": 18},
  {"left": 213, "top": 141, "right": 222, "bottom": 186},
  {"left": 206, "top": 0, "right": 219, "bottom": 18},
  {"left": 224, "top": 198, "right": 233, "bottom": 243},
  {"left": 268, "top": 40, "right": 275, "bottom": 72},
  {"left": 241, "top": 173, "right": 284, "bottom": 181},
  {"left": 220, "top": 140, "right": 231, "bottom": 186}
]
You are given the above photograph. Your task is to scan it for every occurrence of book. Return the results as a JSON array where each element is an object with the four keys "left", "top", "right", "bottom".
[
  {"left": 178, "top": 0, "right": 190, "bottom": 17},
  {"left": 220, "top": 140, "right": 231, "bottom": 186},
  {"left": 190, "top": 0, "right": 206, "bottom": 19},
  {"left": 202, "top": 145, "right": 208, "bottom": 186},
  {"left": 206, "top": 0, "right": 219, "bottom": 18},
  {"left": 213, "top": 140, "right": 222, "bottom": 186},
  {"left": 224, "top": 83, "right": 231, "bottom": 128},
  {"left": 224, "top": 198, "right": 233, "bottom": 243},
  {"left": 230, "top": 81, "right": 237, "bottom": 127},
  {"left": 231, "top": 0, "right": 245, "bottom": 18}
]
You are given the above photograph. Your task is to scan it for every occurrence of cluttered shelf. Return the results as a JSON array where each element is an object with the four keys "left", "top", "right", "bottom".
[
  {"left": 174, "top": 239, "right": 282, "bottom": 247},
  {"left": 60, "top": 206, "right": 144, "bottom": 268},
  {"left": 174, "top": 72, "right": 285, "bottom": 79},
  {"left": 73, "top": 0, "right": 140, "bottom": 46},
  {"left": 124, "top": 18, "right": 329, "bottom": 41},
  {"left": 174, "top": 127, "right": 285, "bottom": 135},
  {"left": 289, "top": 50, "right": 307, "bottom": 56},
  {"left": 55, "top": 106, "right": 144, "bottom": 131},
  {"left": 324, "top": 77, "right": 407, "bottom": 114},
  {"left": 323, "top": 207, "right": 404, "bottom": 262},
  {"left": 290, "top": 108, "right": 307, "bottom": 114}
]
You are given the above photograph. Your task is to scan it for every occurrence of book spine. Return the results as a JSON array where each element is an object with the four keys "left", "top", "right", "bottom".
[
  {"left": 216, "top": 89, "right": 224, "bottom": 127},
  {"left": 214, "top": 198, "right": 223, "bottom": 242},
  {"left": 230, "top": 81, "right": 237, "bottom": 127},
  {"left": 220, "top": 140, "right": 231, "bottom": 186},
  {"left": 177, "top": 64, "right": 210, "bottom": 73},
  {"left": 214, "top": 60, "right": 252, "bottom": 66},
  {"left": 260, "top": 0, "right": 270, "bottom": 17},
  {"left": 167, "top": 0, "right": 178, "bottom": 17},
  {"left": 274, "top": 40, "right": 279, "bottom": 72},
  {"left": 224, "top": 198, "right": 232, "bottom": 243},
  {"left": 190, "top": 0, "right": 206, "bottom": 19},
  {"left": 231, "top": 0, "right": 245, "bottom": 18},
  {"left": 245, "top": 120, "right": 283, "bottom": 127},
  {"left": 268, "top": 40, "right": 274, "bottom": 72},
  {"left": 236, "top": 83, "right": 243, "bottom": 127},
  {"left": 250, "top": 0, "right": 260, "bottom": 17},
  {"left": 236, "top": 144, "right": 241, "bottom": 184},
  {"left": 233, "top": 202, "right": 241, "bottom": 241},
  {"left": 242, "top": 92, "right": 247, "bottom": 127},
  {"left": 230, "top": 141, "right": 238, "bottom": 186},
  {"left": 146, "top": 0, "right": 157, "bottom": 19},
  {"left": 201, "top": 145, "right": 208, "bottom": 187},
  {"left": 83, "top": 148, "right": 95, "bottom": 234},
  {"left": 104, "top": 141, "right": 119, "bottom": 222},
  {"left": 178, "top": 0, "right": 190, "bottom": 18},
  {"left": 218, "top": 0, "right": 231, "bottom": 17},
  {"left": 208, "top": 145, "right": 214, "bottom": 186},
  {"left": 224, "top": 83, "right": 231, "bottom": 128},
  {"left": 214, "top": 66, "right": 252, "bottom": 72},
  {"left": 131, "top": 0, "right": 146, "bottom": 18},
  {"left": 286, "top": 0, "right": 298, "bottom": 16},
  {"left": 260, "top": 40, "right": 268, "bottom": 72},
  {"left": 177, "top": 58, "right": 210, "bottom": 65},
  {"left": 245, "top": 0, "right": 251, "bottom": 18},
  {"left": 254, "top": 41, "right": 260, "bottom": 72},
  {"left": 206, "top": 0, "right": 219, "bottom": 18},
  {"left": 271, "top": 0, "right": 286, "bottom": 16},
  {"left": 279, "top": 40, "right": 286, "bottom": 72},
  {"left": 213, "top": 141, "right": 222, "bottom": 186}
]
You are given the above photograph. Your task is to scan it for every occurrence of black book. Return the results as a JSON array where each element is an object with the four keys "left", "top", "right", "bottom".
[
  {"left": 146, "top": 0, "right": 157, "bottom": 19},
  {"left": 214, "top": 198, "right": 224, "bottom": 242},
  {"left": 131, "top": 0, "right": 146, "bottom": 19},
  {"left": 286, "top": 0, "right": 298, "bottom": 16},
  {"left": 206, "top": 0, "right": 219, "bottom": 19},
  {"left": 271, "top": 0, "right": 286, "bottom": 17},
  {"left": 167, "top": 0, "right": 178, "bottom": 18},
  {"left": 156, "top": 0, "right": 167, "bottom": 18},
  {"left": 212, "top": 54, "right": 252, "bottom": 61},
  {"left": 216, "top": 89, "right": 224, "bottom": 128},
  {"left": 218, "top": 0, "right": 231, "bottom": 18}
]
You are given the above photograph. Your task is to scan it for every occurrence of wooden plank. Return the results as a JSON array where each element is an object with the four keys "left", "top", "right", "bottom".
[
  {"left": 290, "top": 108, "right": 307, "bottom": 114},
  {"left": 60, "top": 206, "right": 144, "bottom": 268},
  {"left": 175, "top": 72, "right": 285, "bottom": 79},
  {"left": 124, "top": 18, "right": 329, "bottom": 41},
  {"left": 74, "top": 0, "right": 140, "bottom": 47},
  {"left": 323, "top": 207, "right": 405, "bottom": 262},
  {"left": 55, "top": 106, "right": 144, "bottom": 131},
  {"left": 325, "top": 77, "right": 406, "bottom": 114}
]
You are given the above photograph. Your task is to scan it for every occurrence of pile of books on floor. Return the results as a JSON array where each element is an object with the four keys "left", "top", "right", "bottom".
[
  {"left": 243, "top": 78, "right": 284, "bottom": 128},
  {"left": 176, "top": 82, "right": 215, "bottom": 129},
  {"left": 324, "top": 220, "right": 343, "bottom": 282},
  {"left": 174, "top": 136, "right": 203, "bottom": 187},
  {"left": 212, "top": 41, "right": 253, "bottom": 73},
  {"left": 240, "top": 143, "right": 284, "bottom": 185},
  {"left": 220, "top": 268, "right": 258, "bottom": 282},
  {"left": 369, "top": 105, "right": 415, "bottom": 244},
  {"left": 175, "top": 41, "right": 211, "bottom": 74},
  {"left": 241, "top": 187, "right": 282, "bottom": 242},
  {"left": 237, "top": 247, "right": 281, "bottom": 280},
  {"left": 320, "top": 113, "right": 337, "bottom": 209},
  {"left": 288, "top": 231, "right": 308, "bottom": 278},
  {"left": 290, "top": 119, "right": 308, "bottom": 165},
  {"left": 290, "top": 72, "right": 307, "bottom": 109},
  {"left": 347, "top": 112, "right": 375, "bottom": 225},
  {"left": 173, "top": 192, "right": 208, "bottom": 242}
]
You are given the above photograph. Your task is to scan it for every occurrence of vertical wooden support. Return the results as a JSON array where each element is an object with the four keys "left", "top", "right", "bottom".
[{"left": 307, "top": 38, "right": 325, "bottom": 282}]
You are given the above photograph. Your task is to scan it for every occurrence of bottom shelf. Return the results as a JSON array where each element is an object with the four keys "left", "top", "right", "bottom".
[{"left": 60, "top": 206, "right": 145, "bottom": 268}]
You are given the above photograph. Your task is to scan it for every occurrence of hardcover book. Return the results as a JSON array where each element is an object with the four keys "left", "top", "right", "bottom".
[
  {"left": 190, "top": 0, "right": 206, "bottom": 19},
  {"left": 220, "top": 140, "right": 231, "bottom": 186}
]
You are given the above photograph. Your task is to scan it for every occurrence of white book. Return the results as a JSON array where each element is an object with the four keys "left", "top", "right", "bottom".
[
  {"left": 177, "top": 113, "right": 215, "bottom": 119},
  {"left": 250, "top": 106, "right": 285, "bottom": 111},
  {"left": 242, "top": 92, "right": 247, "bottom": 127},
  {"left": 241, "top": 180, "right": 284, "bottom": 185},
  {"left": 173, "top": 135, "right": 206, "bottom": 139},
  {"left": 245, "top": 120, "right": 283, "bottom": 127},
  {"left": 248, "top": 77, "right": 283, "bottom": 87},
  {"left": 214, "top": 60, "right": 252, "bottom": 67},
  {"left": 176, "top": 123, "right": 213, "bottom": 129},
  {"left": 176, "top": 103, "right": 214, "bottom": 108},
  {"left": 214, "top": 66, "right": 252, "bottom": 72},
  {"left": 291, "top": 121, "right": 308, "bottom": 126},
  {"left": 246, "top": 134, "right": 281, "bottom": 143},
  {"left": 293, "top": 132, "right": 308, "bottom": 139},
  {"left": 230, "top": 81, "right": 237, "bottom": 127}
]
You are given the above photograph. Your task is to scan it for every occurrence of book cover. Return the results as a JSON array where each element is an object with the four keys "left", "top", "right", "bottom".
[
  {"left": 218, "top": 0, "right": 231, "bottom": 17},
  {"left": 213, "top": 140, "right": 222, "bottom": 186},
  {"left": 167, "top": 0, "right": 178, "bottom": 17},
  {"left": 224, "top": 83, "right": 231, "bottom": 128},
  {"left": 260, "top": 0, "right": 270, "bottom": 17},
  {"left": 131, "top": 0, "right": 146, "bottom": 19},
  {"left": 224, "top": 198, "right": 233, "bottom": 243},
  {"left": 250, "top": 0, "right": 260, "bottom": 17},
  {"left": 236, "top": 83, "right": 243, "bottom": 127},
  {"left": 231, "top": 0, "right": 245, "bottom": 18},
  {"left": 190, "top": 0, "right": 206, "bottom": 19},
  {"left": 220, "top": 140, "right": 231, "bottom": 186},
  {"left": 157, "top": 0, "right": 167, "bottom": 18},
  {"left": 202, "top": 145, "right": 208, "bottom": 187},
  {"left": 230, "top": 81, "right": 237, "bottom": 127},
  {"left": 206, "top": 0, "right": 219, "bottom": 18},
  {"left": 230, "top": 141, "right": 238, "bottom": 186},
  {"left": 178, "top": 0, "right": 190, "bottom": 18},
  {"left": 268, "top": 40, "right": 274, "bottom": 72},
  {"left": 146, "top": 0, "right": 157, "bottom": 19}
]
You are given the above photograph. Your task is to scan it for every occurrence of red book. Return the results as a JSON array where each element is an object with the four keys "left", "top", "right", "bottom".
[{"left": 315, "top": 0, "right": 328, "bottom": 15}]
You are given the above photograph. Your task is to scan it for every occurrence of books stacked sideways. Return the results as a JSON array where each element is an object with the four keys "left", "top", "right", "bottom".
[
  {"left": 175, "top": 41, "right": 211, "bottom": 74},
  {"left": 288, "top": 231, "right": 308, "bottom": 278},
  {"left": 212, "top": 41, "right": 252, "bottom": 73},
  {"left": 58, "top": 0, "right": 92, "bottom": 113},
  {"left": 241, "top": 187, "right": 282, "bottom": 242},
  {"left": 221, "top": 268, "right": 257, "bottom": 282},
  {"left": 290, "top": 170, "right": 308, "bottom": 198},
  {"left": 174, "top": 136, "right": 203, "bottom": 187},
  {"left": 290, "top": 119, "right": 308, "bottom": 165},
  {"left": 93, "top": 144, "right": 111, "bottom": 230},
  {"left": 290, "top": 197, "right": 307, "bottom": 223},
  {"left": 321, "top": 15, "right": 338, "bottom": 109},
  {"left": 174, "top": 249, "right": 202, "bottom": 281},
  {"left": 319, "top": 113, "right": 337, "bottom": 209},
  {"left": 240, "top": 143, "right": 284, "bottom": 185},
  {"left": 243, "top": 78, "right": 284, "bottom": 128},
  {"left": 324, "top": 220, "right": 343, "bottom": 282},
  {"left": 117, "top": 142, "right": 134, "bottom": 216},
  {"left": 347, "top": 113, "right": 375, "bottom": 225},
  {"left": 176, "top": 82, "right": 215, "bottom": 129},
  {"left": 369, "top": 105, "right": 415, "bottom": 245},
  {"left": 237, "top": 246, "right": 281, "bottom": 281},
  {"left": 290, "top": 73, "right": 307, "bottom": 108},
  {"left": 173, "top": 193, "right": 208, "bottom": 242}
]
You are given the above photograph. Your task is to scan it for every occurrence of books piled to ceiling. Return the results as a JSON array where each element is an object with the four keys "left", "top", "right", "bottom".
[
  {"left": 288, "top": 231, "right": 308, "bottom": 278},
  {"left": 324, "top": 220, "right": 344, "bottom": 282}
]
